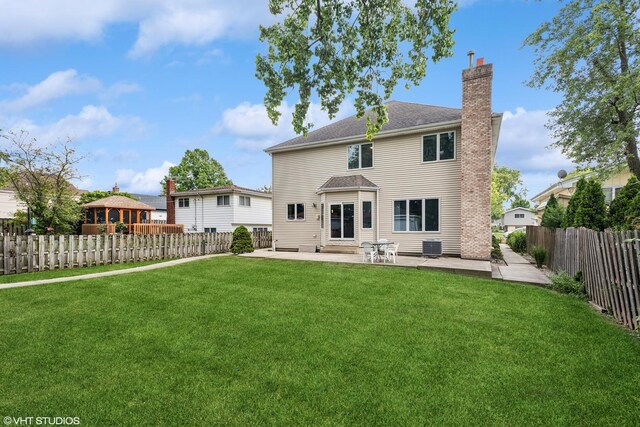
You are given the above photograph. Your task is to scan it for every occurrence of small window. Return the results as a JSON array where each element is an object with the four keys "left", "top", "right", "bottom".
[
  {"left": 423, "top": 132, "right": 455, "bottom": 162},
  {"left": 515, "top": 213, "right": 525, "bottom": 219},
  {"left": 217, "top": 195, "right": 230, "bottom": 206},
  {"left": 362, "top": 201, "right": 372, "bottom": 229},
  {"left": 320, "top": 203, "right": 324, "bottom": 229},
  {"left": 204, "top": 227, "right": 217, "bottom": 233},
  {"left": 253, "top": 227, "right": 268, "bottom": 232},
  {"left": 287, "top": 203, "right": 305, "bottom": 220},
  {"left": 394, "top": 199, "right": 439, "bottom": 232},
  {"left": 178, "top": 198, "right": 189, "bottom": 208},
  {"left": 347, "top": 143, "right": 373, "bottom": 169},
  {"left": 240, "top": 196, "right": 251, "bottom": 206}
]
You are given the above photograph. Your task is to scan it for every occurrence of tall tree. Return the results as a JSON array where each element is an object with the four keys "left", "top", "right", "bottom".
[
  {"left": 573, "top": 179, "right": 608, "bottom": 231},
  {"left": 0, "top": 130, "right": 83, "bottom": 234},
  {"left": 79, "top": 190, "right": 137, "bottom": 205},
  {"left": 491, "top": 166, "right": 527, "bottom": 219},
  {"left": 524, "top": 0, "right": 640, "bottom": 179},
  {"left": 541, "top": 194, "right": 565, "bottom": 228},
  {"left": 510, "top": 195, "right": 531, "bottom": 209},
  {"left": 563, "top": 177, "right": 587, "bottom": 227},
  {"left": 256, "top": 0, "right": 456, "bottom": 139},
  {"left": 162, "top": 149, "right": 232, "bottom": 192},
  {"left": 608, "top": 175, "right": 639, "bottom": 229}
]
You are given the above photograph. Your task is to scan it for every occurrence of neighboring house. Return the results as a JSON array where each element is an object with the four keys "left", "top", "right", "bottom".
[
  {"left": 131, "top": 193, "right": 167, "bottom": 222},
  {"left": 501, "top": 207, "right": 537, "bottom": 232},
  {"left": 532, "top": 169, "right": 632, "bottom": 221},
  {"left": 0, "top": 188, "right": 26, "bottom": 219},
  {"left": 165, "top": 180, "right": 272, "bottom": 233},
  {"left": 265, "top": 59, "right": 502, "bottom": 259}
]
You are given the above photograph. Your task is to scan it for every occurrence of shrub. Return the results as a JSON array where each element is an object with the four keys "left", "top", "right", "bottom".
[
  {"left": 114, "top": 221, "right": 128, "bottom": 234},
  {"left": 540, "top": 194, "right": 565, "bottom": 228},
  {"left": 491, "top": 234, "right": 503, "bottom": 260},
  {"left": 573, "top": 179, "right": 607, "bottom": 231},
  {"left": 507, "top": 230, "right": 527, "bottom": 253},
  {"left": 563, "top": 177, "right": 586, "bottom": 227},
  {"left": 609, "top": 176, "right": 639, "bottom": 230},
  {"left": 230, "top": 225, "right": 254, "bottom": 254},
  {"left": 549, "top": 271, "right": 586, "bottom": 297},
  {"left": 531, "top": 245, "right": 547, "bottom": 268}
]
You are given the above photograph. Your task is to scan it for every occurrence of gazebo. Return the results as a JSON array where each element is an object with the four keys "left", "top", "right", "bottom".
[{"left": 82, "top": 195, "right": 183, "bottom": 235}]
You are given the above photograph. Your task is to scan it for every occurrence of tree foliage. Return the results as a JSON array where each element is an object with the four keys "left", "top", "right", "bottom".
[
  {"left": 541, "top": 194, "right": 565, "bottom": 228},
  {"left": 163, "top": 149, "right": 232, "bottom": 192},
  {"left": 563, "top": 177, "right": 586, "bottom": 228},
  {"left": 79, "top": 190, "right": 136, "bottom": 205},
  {"left": 0, "top": 130, "right": 83, "bottom": 234},
  {"left": 230, "top": 225, "right": 254, "bottom": 255},
  {"left": 524, "top": 0, "right": 640, "bottom": 179},
  {"left": 608, "top": 175, "right": 639, "bottom": 229},
  {"left": 510, "top": 195, "right": 531, "bottom": 209},
  {"left": 256, "top": 0, "right": 456, "bottom": 139},
  {"left": 491, "top": 165, "right": 527, "bottom": 219},
  {"left": 573, "top": 179, "right": 608, "bottom": 231}
]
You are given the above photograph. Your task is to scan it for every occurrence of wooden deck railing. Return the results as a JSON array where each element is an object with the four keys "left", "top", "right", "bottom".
[
  {"left": 82, "top": 224, "right": 116, "bottom": 235},
  {"left": 82, "top": 223, "right": 183, "bottom": 235}
]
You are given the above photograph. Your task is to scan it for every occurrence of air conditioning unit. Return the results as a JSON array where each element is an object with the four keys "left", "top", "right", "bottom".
[{"left": 422, "top": 239, "right": 442, "bottom": 257}]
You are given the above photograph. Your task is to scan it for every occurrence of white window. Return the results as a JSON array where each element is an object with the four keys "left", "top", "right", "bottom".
[
  {"left": 178, "top": 198, "right": 189, "bottom": 208},
  {"left": 393, "top": 199, "right": 439, "bottom": 232},
  {"left": 253, "top": 227, "right": 268, "bottom": 232},
  {"left": 423, "top": 132, "right": 455, "bottom": 162},
  {"left": 204, "top": 227, "right": 216, "bottom": 233},
  {"left": 347, "top": 143, "right": 373, "bottom": 169},
  {"left": 217, "top": 195, "right": 230, "bottom": 206},
  {"left": 240, "top": 195, "right": 251, "bottom": 206},
  {"left": 515, "top": 213, "right": 525, "bottom": 219},
  {"left": 287, "top": 203, "right": 305, "bottom": 220},
  {"left": 362, "top": 201, "right": 372, "bottom": 229}
]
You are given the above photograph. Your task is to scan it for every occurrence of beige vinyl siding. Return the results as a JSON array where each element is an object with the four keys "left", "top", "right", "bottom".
[
  {"left": 0, "top": 190, "right": 25, "bottom": 219},
  {"left": 272, "top": 126, "right": 462, "bottom": 254}
]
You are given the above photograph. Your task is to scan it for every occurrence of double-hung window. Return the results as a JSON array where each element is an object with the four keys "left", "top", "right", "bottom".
[
  {"left": 347, "top": 143, "right": 373, "bottom": 169},
  {"left": 287, "top": 203, "right": 305, "bottom": 220},
  {"left": 204, "top": 227, "right": 217, "bottom": 233},
  {"left": 393, "top": 199, "right": 439, "bottom": 232},
  {"left": 217, "top": 195, "right": 230, "bottom": 206},
  {"left": 423, "top": 132, "right": 455, "bottom": 162},
  {"left": 515, "top": 213, "right": 525, "bottom": 219},
  {"left": 362, "top": 201, "right": 372, "bottom": 229},
  {"left": 178, "top": 198, "right": 189, "bottom": 208},
  {"left": 239, "top": 195, "right": 251, "bottom": 206}
]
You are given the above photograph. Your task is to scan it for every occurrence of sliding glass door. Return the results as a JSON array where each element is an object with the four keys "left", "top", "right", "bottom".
[{"left": 330, "top": 203, "right": 355, "bottom": 239}]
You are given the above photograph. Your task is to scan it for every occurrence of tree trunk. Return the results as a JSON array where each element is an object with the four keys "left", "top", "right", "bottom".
[{"left": 625, "top": 134, "right": 640, "bottom": 180}]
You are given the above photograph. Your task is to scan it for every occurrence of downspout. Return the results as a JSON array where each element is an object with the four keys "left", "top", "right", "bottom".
[{"left": 376, "top": 188, "right": 380, "bottom": 242}]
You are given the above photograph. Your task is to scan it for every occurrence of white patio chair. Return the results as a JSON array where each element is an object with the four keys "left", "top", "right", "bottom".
[
  {"left": 361, "top": 242, "right": 377, "bottom": 263},
  {"left": 377, "top": 239, "right": 388, "bottom": 257},
  {"left": 384, "top": 243, "right": 399, "bottom": 264}
]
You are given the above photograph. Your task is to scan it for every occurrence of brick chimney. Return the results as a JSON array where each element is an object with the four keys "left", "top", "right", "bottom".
[
  {"left": 460, "top": 57, "right": 493, "bottom": 260},
  {"left": 112, "top": 183, "right": 119, "bottom": 194},
  {"left": 166, "top": 178, "right": 176, "bottom": 225}
]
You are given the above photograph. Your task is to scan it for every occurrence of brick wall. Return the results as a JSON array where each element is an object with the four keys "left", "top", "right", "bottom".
[{"left": 460, "top": 63, "right": 493, "bottom": 260}]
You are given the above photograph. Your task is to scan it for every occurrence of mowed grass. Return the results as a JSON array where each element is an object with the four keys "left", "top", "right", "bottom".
[
  {"left": 0, "top": 259, "right": 170, "bottom": 284},
  {"left": 0, "top": 257, "right": 639, "bottom": 426}
]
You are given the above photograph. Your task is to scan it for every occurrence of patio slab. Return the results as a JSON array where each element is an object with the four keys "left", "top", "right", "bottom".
[{"left": 418, "top": 257, "right": 492, "bottom": 278}]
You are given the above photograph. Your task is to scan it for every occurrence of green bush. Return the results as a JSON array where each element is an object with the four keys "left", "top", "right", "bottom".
[
  {"left": 491, "top": 234, "right": 503, "bottom": 260},
  {"left": 507, "top": 230, "right": 527, "bottom": 253},
  {"left": 531, "top": 245, "right": 547, "bottom": 268},
  {"left": 540, "top": 194, "right": 565, "bottom": 228},
  {"left": 573, "top": 179, "right": 607, "bottom": 231},
  {"left": 230, "top": 225, "right": 254, "bottom": 254},
  {"left": 609, "top": 176, "right": 639, "bottom": 230},
  {"left": 549, "top": 271, "right": 586, "bottom": 297},
  {"left": 563, "top": 177, "right": 586, "bottom": 227},
  {"left": 114, "top": 221, "right": 128, "bottom": 233}
]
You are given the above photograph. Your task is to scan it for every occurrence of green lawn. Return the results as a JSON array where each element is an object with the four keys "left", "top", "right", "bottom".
[
  {"left": 1, "top": 257, "right": 639, "bottom": 425},
  {"left": 0, "top": 259, "right": 170, "bottom": 284}
]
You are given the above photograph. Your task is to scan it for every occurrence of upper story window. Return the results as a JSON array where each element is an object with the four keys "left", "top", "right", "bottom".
[
  {"left": 287, "top": 203, "right": 305, "bottom": 220},
  {"left": 515, "top": 213, "right": 525, "bottom": 219},
  {"left": 217, "top": 195, "right": 230, "bottom": 206},
  {"left": 239, "top": 195, "right": 251, "bottom": 206},
  {"left": 347, "top": 143, "right": 373, "bottom": 169},
  {"left": 178, "top": 198, "right": 189, "bottom": 208},
  {"left": 423, "top": 131, "right": 455, "bottom": 162}
]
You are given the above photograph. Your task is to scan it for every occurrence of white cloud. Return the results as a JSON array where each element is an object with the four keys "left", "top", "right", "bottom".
[
  {"left": 216, "top": 100, "right": 355, "bottom": 151},
  {"left": 115, "top": 160, "right": 174, "bottom": 194},
  {"left": 496, "top": 107, "right": 577, "bottom": 197},
  {"left": 0, "top": 1, "right": 272, "bottom": 57},
  {"left": 0, "top": 69, "right": 101, "bottom": 112},
  {"left": 101, "top": 82, "right": 141, "bottom": 100}
]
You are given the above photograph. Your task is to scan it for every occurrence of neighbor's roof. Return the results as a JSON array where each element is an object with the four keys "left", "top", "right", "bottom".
[
  {"left": 171, "top": 184, "right": 272, "bottom": 198},
  {"left": 531, "top": 171, "right": 594, "bottom": 203},
  {"left": 82, "top": 195, "right": 156, "bottom": 210},
  {"left": 266, "top": 101, "right": 465, "bottom": 153},
  {"left": 131, "top": 193, "right": 166, "bottom": 210},
  {"left": 318, "top": 175, "right": 379, "bottom": 193},
  {"left": 501, "top": 207, "right": 534, "bottom": 216}
]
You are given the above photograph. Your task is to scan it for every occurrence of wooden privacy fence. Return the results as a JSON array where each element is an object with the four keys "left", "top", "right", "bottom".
[
  {"left": 0, "top": 231, "right": 272, "bottom": 277},
  {"left": 0, "top": 219, "right": 27, "bottom": 236},
  {"left": 527, "top": 226, "right": 640, "bottom": 329}
]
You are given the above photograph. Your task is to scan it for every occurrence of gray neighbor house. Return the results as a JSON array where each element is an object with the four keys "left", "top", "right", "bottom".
[
  {"left": 265, "top": 59, "right": 502, "bottom": 260},
  {"left": 501, "top": 207, "right": 537, "bottom": 233}
]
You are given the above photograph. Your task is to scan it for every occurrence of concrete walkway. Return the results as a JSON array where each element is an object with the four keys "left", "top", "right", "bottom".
[
  {"left": 493, "top": 244, "right": 550, "bottom": 285},
  {"left": 0, "top": 253, "right": 229, "bottom": 290}
]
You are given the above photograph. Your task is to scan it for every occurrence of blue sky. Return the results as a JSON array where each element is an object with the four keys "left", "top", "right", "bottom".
[{"left": 0, "top": 0, "right": 575, "bottom": 199}]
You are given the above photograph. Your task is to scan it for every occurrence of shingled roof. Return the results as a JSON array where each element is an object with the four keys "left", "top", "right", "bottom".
[
  {"left": 82, "top": 195, "right": 156, "bottom": 210},
  {"left": 318, "top": 175, "right": 379, "bottom": 192},
  {"left": 266, "top": 101, "right": 462, "bottom": 152}
]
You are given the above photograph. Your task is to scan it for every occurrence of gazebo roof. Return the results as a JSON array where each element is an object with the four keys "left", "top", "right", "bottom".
[{"left": 82, "top": 195, "right": 156, "bottom": 210}]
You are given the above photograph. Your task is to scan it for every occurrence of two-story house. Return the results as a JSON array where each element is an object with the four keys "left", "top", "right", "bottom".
[
  {"left": 165, "top": 179, "right": 272, "bottom": 233},
  {"left": 501, "top": 207, "right": 537, "bottom": 233},
  {"left": 265, "top": 59, "right": 502, "bottom": 259}
]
